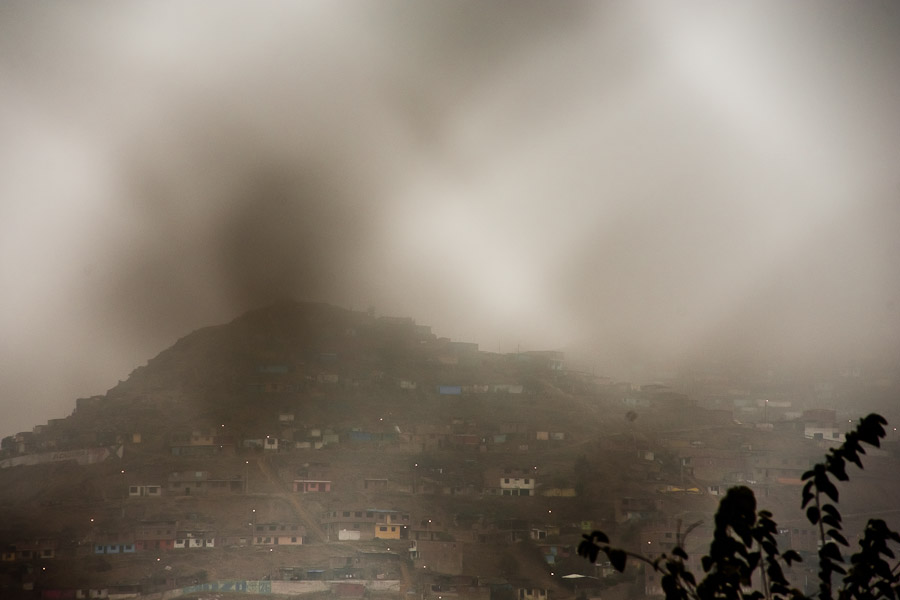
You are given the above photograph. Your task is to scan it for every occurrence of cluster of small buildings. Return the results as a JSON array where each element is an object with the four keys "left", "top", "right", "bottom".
[
  {"left": 322, "top": 509, "right": 410, "bottom": 542},
  {"left": 287, "top": 461, "right": 567, "bottom": 498},
  {"left": 219, "top": 413, "right": 572, "bottom": 458},
  {"left": 89, "top": 519, "right": 307, "bottom": 556}
]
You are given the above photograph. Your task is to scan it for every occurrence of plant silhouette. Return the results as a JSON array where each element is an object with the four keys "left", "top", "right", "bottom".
[{"left": 578, "top": 414, "right": 900, "bottom": 600}]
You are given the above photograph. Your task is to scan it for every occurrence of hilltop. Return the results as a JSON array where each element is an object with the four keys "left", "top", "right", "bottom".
[{"left": 64, "top": 301, "right": 598, "bottom": 443}]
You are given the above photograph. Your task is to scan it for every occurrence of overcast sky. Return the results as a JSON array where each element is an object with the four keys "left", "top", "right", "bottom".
[{"left": 2, "top": 2, "right": 899, "bottom": 438}]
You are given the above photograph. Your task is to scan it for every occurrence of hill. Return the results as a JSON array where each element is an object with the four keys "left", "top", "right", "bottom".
[{"left": 1, "top": 302, "right": 897, "bottom": 600}]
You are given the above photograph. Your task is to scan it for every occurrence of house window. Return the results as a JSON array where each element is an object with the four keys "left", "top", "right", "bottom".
[
  {"left": 380, "top": 526, "right": 388, "bottom": 532},
  {"left": 524, "top": 479, "right": 530, "bottom": 484},
  {"left": 355, "top": 511, "right": 362, "bottom": 517},
  {"left": 291, "top": 537, "right": 297, "bottom": 543},
  {"left": 366, "top": 511, "right": 374, "bottom": 518},
  {"left": 343, "top": 511, "right": 351, "bottom": 517},
  {"left": 504, "top": 478, "right": 510, "bottom": 484}
]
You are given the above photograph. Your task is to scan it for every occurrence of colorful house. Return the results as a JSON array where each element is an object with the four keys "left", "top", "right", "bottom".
[
  {"left": 322, "top": 508, "right": 410, "bottom": 541},
  {"left": 134, "top": 520, "right": 176, "bottom": 552},
  {"left": 293, "top": 479, "right": 332, "bottom": 493},
  {"left": 253, "top": 523, "right": 305, "bottom": 546}
]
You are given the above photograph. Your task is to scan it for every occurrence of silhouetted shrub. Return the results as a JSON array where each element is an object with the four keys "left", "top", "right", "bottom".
[{"left": 578, "top": 414, "right": 900, "bottom": 600}]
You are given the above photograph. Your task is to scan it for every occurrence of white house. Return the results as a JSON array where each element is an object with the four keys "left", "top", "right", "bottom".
[
  {"left": 804, "top": 426, "right": 844, "bottom": 443},
  {"left": 499, "top": 469, "right": 536, "bottom": 496},
  {"left": 128, "top": 485, "right": 162, "bottom": 497},
  {"left": 174, "top": 531, "right": 215, "bottom": 549}
]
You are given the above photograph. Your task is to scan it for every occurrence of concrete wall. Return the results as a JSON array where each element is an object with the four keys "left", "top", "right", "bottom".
[{"left": 146, "top": 579, "right": 401, "bottom": 598}]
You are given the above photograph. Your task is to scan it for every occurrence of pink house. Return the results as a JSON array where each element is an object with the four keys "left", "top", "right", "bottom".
[{"left": 293, "top": 479, "right": 332, "bottom": 493}]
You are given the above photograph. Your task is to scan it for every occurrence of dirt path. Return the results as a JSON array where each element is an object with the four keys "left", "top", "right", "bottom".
[{"left": 254, "top": 457, "right": 327, "bottom": 542}]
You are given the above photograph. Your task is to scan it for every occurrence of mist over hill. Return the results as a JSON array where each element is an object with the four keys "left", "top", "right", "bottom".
[{"left": 3, "top": 2, "right": 900, "bottom": 440}]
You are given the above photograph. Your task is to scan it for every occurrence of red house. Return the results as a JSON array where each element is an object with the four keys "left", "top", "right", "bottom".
[{"left": 293, "top": 479, "right": 332, "bottom": 493}]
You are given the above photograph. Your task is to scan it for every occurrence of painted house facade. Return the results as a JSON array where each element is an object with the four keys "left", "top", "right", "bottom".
[
  {"left": 293, "top": 479, "right": 332, "bottom": 493},
  {"left": 92, "top": 531, "right": 136, "bottom": 555},
  {"left": 496, "top": 468, "right": 536, "bottom": 496},
  {"left": 134, "top": 520, "right": 176, "bottom": 552},
  {"left": 128, "top": 484, "right": 162, "bottom": 497},
  {"left": 253, "top": 523, "right": 305, "bottom": 546},
  {"left": 322, "top": 508, "right": 410, "bottom": 541},
  {"left": 173, "top": 526, "right": 216, "bottom": 549}
]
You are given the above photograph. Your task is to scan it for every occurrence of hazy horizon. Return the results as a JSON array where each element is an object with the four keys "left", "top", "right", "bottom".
[{"left": 2, "top": 2, "right": 900, "bottom": 438}]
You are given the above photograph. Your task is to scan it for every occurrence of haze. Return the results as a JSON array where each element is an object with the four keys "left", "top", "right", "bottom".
[{"left": 2, "top": 2, "right": 899, "bottom": 438}]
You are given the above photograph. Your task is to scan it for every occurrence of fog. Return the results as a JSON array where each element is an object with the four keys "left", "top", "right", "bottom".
[{"left": 2, "top": 2, "right": 899, "bottom": 437}]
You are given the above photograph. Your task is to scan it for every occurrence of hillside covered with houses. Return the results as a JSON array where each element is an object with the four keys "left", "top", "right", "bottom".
[{"left": 1, "top": 302, "right": 899, "bottom": 600}]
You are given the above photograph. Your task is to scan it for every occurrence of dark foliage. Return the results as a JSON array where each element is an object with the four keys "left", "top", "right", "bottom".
[{"left": 578, "top": 414, "right": 900, "bottom": 600}]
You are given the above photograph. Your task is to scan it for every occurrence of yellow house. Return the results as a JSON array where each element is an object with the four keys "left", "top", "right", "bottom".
[
  {"left": 374, "top": 523, "right": 402, "bottom": 539},
  {"left": 373, "top": 512, "right": 407, "bottom": 539}
]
